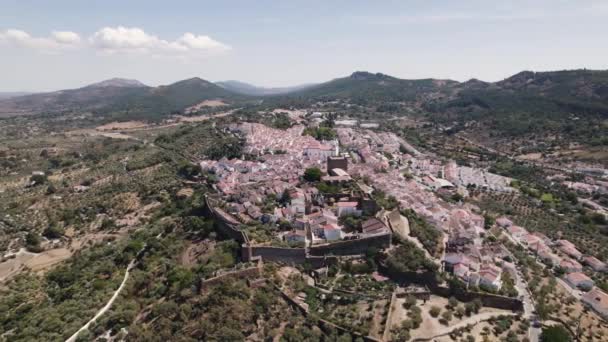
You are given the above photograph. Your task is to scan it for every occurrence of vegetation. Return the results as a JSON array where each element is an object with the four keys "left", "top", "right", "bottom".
[
  {"left": 302, "top": 126, "right": 337, "bottom": 140},
  {"left": 385, "top": 239, "right": 438, "bottom": 274},
  {"left": 303, "top": 167, "right": 322, "bottom": 182},
  {"left": 401, "top": 209, "right": 443, "bottom": 257},
  {"left": 540, "top": 325, "right": 572, "bottom": 342}
]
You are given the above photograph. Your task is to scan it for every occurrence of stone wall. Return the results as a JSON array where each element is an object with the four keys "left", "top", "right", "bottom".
[
  {"left": 203, "top": 196, "right": 248, "bottom": 244},
  {"left": 309, "top": 233, "right": 391, "bottom": 256},
  {"left": 201, "top": 266, "right": 262, "bottom": 290},
  {"left": 431, "top": 286, "right": 524, "bottom": 311},
  {"left": 244, "top": 245, "right": 307, "bottom": 264},
  {"left": 200, "top": 258, "right": 263, "bottom": 290},
  {"left": 379, "top": 263, "right": 524, "bottom": 311}
]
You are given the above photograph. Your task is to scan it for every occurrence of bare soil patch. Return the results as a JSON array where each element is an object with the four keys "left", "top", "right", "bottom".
[
  {"left": 96, "top": 121, "right": 150, "bottom": 131},
  {"left": 185, "top": 99, "right": 228, "bottom": 113}
]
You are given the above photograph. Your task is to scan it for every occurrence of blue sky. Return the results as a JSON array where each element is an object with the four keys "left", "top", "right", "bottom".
[{"left": 1, "top": 0, "right": 607, "bottom": 91}]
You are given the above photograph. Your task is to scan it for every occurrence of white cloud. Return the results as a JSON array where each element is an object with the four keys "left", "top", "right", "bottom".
[
  {"left": 0, "top": 29, "right": 81, "bottom": 51},
  {"left": 0, "top": 27, "right": 230, "bottom": 58},
  {"left": 52, "top": 31, "right": 81, "bottom": 44},
  {"left": 89, "top": 26, "right": 230, "bottom": 56}
]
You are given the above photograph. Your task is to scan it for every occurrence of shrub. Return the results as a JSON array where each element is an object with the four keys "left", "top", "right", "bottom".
[
  {"left": 429, "top": 306, "right": 441, "bottom": 318},
  {"left": 303, "top": 167, "right": 322, "bottom": 182}
]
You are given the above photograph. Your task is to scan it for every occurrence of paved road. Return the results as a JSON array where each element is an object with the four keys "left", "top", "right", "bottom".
[
  {"left": 492, "top": 229, "right": 541, "bottom": 341},
  {"left": 65, "top": 259, "right": 135, "bottom": 342}
]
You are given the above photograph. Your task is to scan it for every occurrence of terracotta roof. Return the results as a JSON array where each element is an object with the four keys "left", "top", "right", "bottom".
[
  {"left": 583, "top": 288, "right": 608, "bottom": 309},
  {"left": 565, "top": 272, "right": 592, "bottom": 283},
  {"left": 361, "top": 218, "right": 387, "bottom": 234},
  {"left": 336, "top": 201, "right": 358, "bottom": 207}
]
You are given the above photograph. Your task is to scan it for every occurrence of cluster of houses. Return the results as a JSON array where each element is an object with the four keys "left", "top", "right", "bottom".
[
  {"left": 443, "top": 252, "right": 506, "bottom": 291},
  {"left": 499, "top": 216, "right": 608, "bottom": 318},
  {"left": 200, "top": 123, "right": 389, "bottom": 246}
]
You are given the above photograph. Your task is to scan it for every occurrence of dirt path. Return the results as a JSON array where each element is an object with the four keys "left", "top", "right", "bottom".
[{"left": 65, "top": 259, "right": 135, "bottom": 342}]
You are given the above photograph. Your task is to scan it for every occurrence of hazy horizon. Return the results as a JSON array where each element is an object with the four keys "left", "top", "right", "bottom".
[{"left": 2, "top": 0, "right": 608, "bottom": 92}]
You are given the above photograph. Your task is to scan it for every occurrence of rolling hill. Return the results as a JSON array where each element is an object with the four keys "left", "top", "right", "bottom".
[
  {"left": 0, "top": 77, "right": 247, "bottom": 119},
  {"left": 285, "top": 71, "right": 459, "bottom": 104},
  {"left": 0, "top": 92, "right": 33, "bottom": 100},
  {"left": 1, "top": 69, "right": 606, "bottom": 142},
  {"left": 216, "top": 80, "right": 315, "bottom": 96}
]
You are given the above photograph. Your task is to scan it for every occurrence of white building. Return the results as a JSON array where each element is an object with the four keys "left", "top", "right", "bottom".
[
  {"left": 304, "top": 141, "right": 338, "bottom": 159},
  {"left": 323, "top": 223, "right": 343, "bottom": 241},
  {"left": 336, "top": 202, "right": 361, "bottom": 217}
]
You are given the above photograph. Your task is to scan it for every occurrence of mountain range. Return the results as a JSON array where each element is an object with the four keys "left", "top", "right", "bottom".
[{"left": 1, "top": 69, "right": 607, "bottom": 141}]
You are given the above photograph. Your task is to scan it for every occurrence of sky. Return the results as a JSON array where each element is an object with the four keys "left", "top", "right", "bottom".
[{"left": 1, "top": 0, "right": 607, "bottom": 92}]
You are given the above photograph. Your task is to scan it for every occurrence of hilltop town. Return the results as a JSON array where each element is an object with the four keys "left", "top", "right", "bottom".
[
  {"left": 0, "top": 73, "right": 606, "bottom": 341},
  {"left": 189, "top": 109, "right": 608, "bottom": 341}
]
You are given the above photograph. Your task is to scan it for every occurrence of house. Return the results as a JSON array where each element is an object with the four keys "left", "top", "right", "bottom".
[
  {"left": 582, "top": 288, "right": 608, "bottom": 319},
  {"left": 289, "top": 189, "right": 306, "bottom": 214},
  {"left": 478, "top": 264, "right": 503, "bottom": 290},
  {"left": 507, "top": 226, "right": 527, "bottom": 241},
  {"left": 583, "top": 256, "right": 607, "bottom": 272},
  {"left": 496, "top": 217, "right": 513, "bottom": 228},
  {"left": 323, "top": 223, "right": 343, "bottom": 241},
  {"left": 304, "top": 141, "right": 337, "bottom": 159},
  {"left": 453, "top": 263, "right": 470, "bottom": 281},
  {"left": 564, "top": 272, "right": 594, "bottom": 290},
  {"left": 560, "top": 258, "right": 583, "bottom": 273},
  {"left": 557, "top": 240, "right": 583, "bottom": 260},
  {"left": 336, "top": 201, "right": 361, "bottom": 217},
  {"left": 532, "top": 232, "right": 552, "bottom": 246},
  {"left": 522, "top": 234, "right": 541, "bottom": 248},
  {"left": 285, "top": 230, "right": 306, "bottom": 244},
  {"left": 361, "top": 218, "right": 389, "bottom": 235},
  {"left": 443, "top": 254, "right": 479, "bottom": 273}
]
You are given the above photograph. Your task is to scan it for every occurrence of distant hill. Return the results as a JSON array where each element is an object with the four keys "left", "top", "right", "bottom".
[
  {"left": 216, "top": 80, "right": 315, "bottom": 96},
  {"left": 0, "top": 77, "right": 246, "bottom": 119},
  {"left": 0, "top": 92, "right": 34, "bottom": 100},
  {"left": 426, "top": 69, "right": 608, "bottom": 140},
  {"left": 285, "top": 71, "right": 459, "bottom": 104},
  {"left": 1, "top": 69, "right": 606, "bottom": 142},
  {"left": 85, "top": 78, "right": 148, "bottom": 88}
]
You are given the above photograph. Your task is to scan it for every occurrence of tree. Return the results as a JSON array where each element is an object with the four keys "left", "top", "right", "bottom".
[
  {"left": 441, "top": 310, "right": 452, "bottom": 322},
  {"left": 25, "top": 232, "right": 42, "bottom": 252},
  {"left": 429, "top": 306, "right": 441, "bottom": 318},
  {"left": 540, "top": 325, "right": 571, "bottom": 342},
  {"left": 43, "top": 225, "right": 64, "bottom": 239},
  {"left": 448, "top": 296, "right": 458, "bottom": 309},
  {"left": 29, "top": 173, "right": 46, "bottom": 186},
  {"left": 456, "top": 305, "right": 466, "bottom": 318},
  {"left": 403, "top": 295, "right": 417, "bottom": 309},
  {"left": 303, "top": 167, "right": 322, "bottom": 182}
]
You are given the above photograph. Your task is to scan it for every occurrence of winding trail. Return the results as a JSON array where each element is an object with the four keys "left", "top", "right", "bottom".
[{"left": 65, "top": 259, "right": 135, "bottom": 342}]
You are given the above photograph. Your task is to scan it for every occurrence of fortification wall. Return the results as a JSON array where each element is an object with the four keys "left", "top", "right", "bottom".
[
  {"left": 245, "top": 245, "right": 307, "bottom": 264},
  {"left": 200, "top": 265, "right": 262, "bottom": 290},
  {"left": 309, "top": 233, "right": 391, "bottom": 256},
  {"left": 427, "top": 285, "right": 523, "bottom": 311},
  {"left": 203, "top": 196, "right": 248, "bottom": 244},
  {"left": 379, "top": 263, "right": 523, "bottom": 311}
]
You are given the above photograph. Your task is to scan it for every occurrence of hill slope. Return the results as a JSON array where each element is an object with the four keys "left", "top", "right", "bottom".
[
  {"left": 216, "top": 80, "right": 315, "bottom": 96},
  {"left": 287, "top": 71, "right": 459, "bottom": 104},
  {"left": 0, "top": 77, "right": 246, "bottom": 119},
  {"left": 426, "top": 69, "right": 608, "bottom": 140}
]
